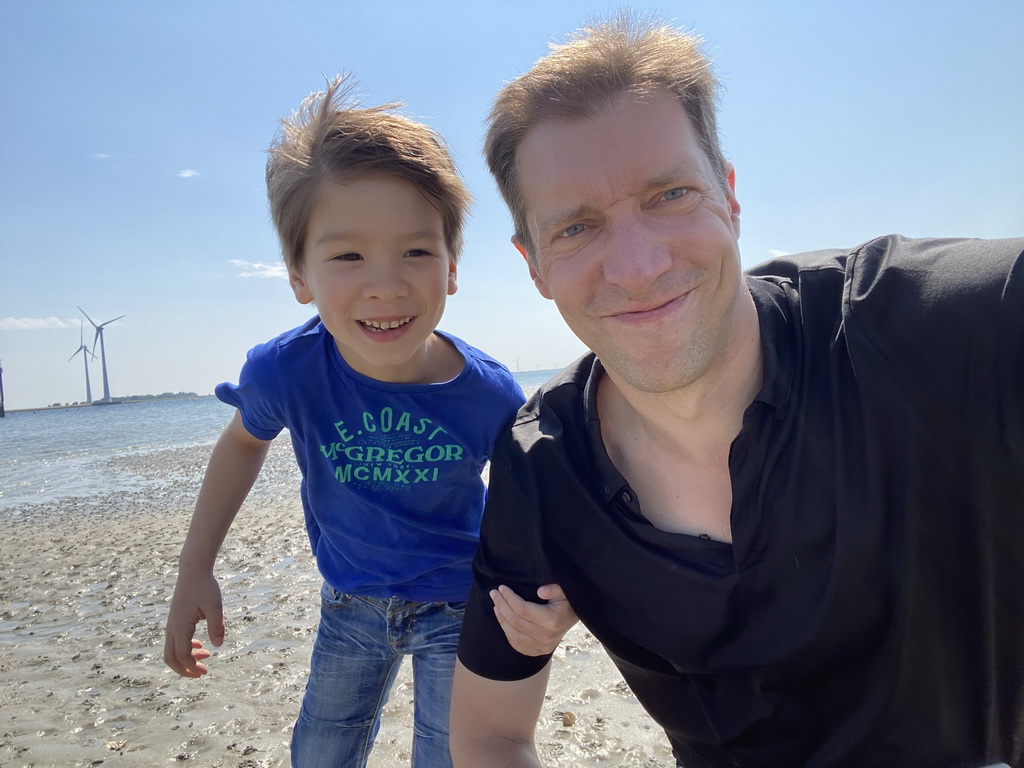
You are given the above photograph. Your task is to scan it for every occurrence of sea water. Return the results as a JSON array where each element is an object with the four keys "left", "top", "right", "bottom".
[
  {"left": 0, "top": 369, "right": 562, "bottom": 513},
  {"left": 0, "top": 397, "right": 230, "bottom": 511}
]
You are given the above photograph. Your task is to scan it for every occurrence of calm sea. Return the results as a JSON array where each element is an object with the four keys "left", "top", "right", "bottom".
[{"left": 0, "top": 368, "right": 562, "bottom": 512}]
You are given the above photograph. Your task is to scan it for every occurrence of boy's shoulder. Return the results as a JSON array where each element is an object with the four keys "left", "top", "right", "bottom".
[
  {"left": 435, "top": 330, "right": 518, "bottom": 384},
  {"left": 246, "top": 316, "right": 326, "bottom": 365},
  {"left": 437, "top": 330, "right": 502, "bottom": 366},
  {"left": 434, "top": 331, "right": 525, "bottom": 415}
]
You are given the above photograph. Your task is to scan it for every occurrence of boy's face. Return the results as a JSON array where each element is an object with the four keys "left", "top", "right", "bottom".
[{"left": 289, "top": 172, "right": 459, "bottom": 383}]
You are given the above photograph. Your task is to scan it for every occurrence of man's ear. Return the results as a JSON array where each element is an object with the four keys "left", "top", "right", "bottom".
[
  {"left": 289, "top": 267, "right": 314, "bottom": 305},
  {"left": 725, "top": 163, "right": 741, "bottom": 238},
  {"left": 512, "top": 236, "right": 553, "bottom": 300}
]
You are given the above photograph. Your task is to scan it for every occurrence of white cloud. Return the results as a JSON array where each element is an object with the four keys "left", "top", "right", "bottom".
[
  {"left": 92, "top": 153, "right": 113, "bottom": 160},
  {"left": 0, "top": 317, "right": 77, "bottom": 330},
  {"left": 768, "top": 249, "right": 793, "bottom": 258},
  {"left": 230, "top": 259, "right": 288, "bottom": 279},
  {"left": 177, "top": 169, "right": 200, "bottom": 178}
]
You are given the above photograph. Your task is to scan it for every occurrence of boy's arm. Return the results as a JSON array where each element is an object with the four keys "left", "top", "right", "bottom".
[
  {"left": 449, "top": 659, "right": 550, "bottom": 768},
  {"left": 163, "top": 411, "right": 271, "bottom": 677},
  {"left": 493, "top": 583, "right": 578, "bottom": 657}
]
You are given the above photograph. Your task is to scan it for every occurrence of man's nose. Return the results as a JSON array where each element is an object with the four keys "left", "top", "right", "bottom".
[{"left": 601, "top": 215, "right": 672, "bottom": 292}]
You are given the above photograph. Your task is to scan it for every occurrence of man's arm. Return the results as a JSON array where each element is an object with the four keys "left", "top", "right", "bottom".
[
  {"left": 449, "top": 659, "right": 551, "bottom": 768},
  {"left": 163, "top": 411, "right": 271, "bottom": 677}
]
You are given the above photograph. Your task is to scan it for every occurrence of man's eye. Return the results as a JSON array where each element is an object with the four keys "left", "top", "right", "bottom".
[
  {"left": 662, "top": 187, "right": 689, "bottom": 201},
  {"left": 562, "top": 223, "right": 585, "bottom": 238}
]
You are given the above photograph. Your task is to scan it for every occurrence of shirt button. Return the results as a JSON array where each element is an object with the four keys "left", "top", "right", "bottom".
[{"left": 620, "top": 490, "right": 632, "bottom": 504}]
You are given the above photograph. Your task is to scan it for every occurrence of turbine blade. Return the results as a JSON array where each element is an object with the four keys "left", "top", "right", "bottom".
[
  {"left": 98, "top": 314, "right": 125, "bottom": 328},
  {"left": 78, "top": 306, "right": 99, "bottom": 328},
  {"left": 68, "top": 347, "right": 81, "bottom": 362}
]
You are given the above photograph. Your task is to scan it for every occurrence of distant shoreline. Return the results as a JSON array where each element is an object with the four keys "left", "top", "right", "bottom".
[
  {"left": 3, "top": 393, "right": 210, "bottom": 415},
  {"left": 2, "top": 366, "right": 565, "bottom": 416}
]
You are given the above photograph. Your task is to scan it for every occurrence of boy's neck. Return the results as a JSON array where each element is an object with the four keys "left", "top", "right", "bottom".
[{"left": 335, "top": 330, "right": 465, "bottom": 385}]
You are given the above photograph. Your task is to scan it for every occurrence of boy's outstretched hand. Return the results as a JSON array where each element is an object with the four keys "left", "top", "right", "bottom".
[
  {"left": 491, "top": 583, "right": 578, "bottom": 656},
  {"left": 163, "top": 571, "right": 226, "bottom": 678}
]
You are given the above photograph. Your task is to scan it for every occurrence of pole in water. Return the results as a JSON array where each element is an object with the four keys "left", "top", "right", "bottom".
[{"left": 0, "top": 360, "right": 6, "bottom": 417}]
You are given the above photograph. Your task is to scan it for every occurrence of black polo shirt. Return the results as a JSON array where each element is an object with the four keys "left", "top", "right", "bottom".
[{"left": 458, "top": 236, "right": 1024, "bottom": 768}]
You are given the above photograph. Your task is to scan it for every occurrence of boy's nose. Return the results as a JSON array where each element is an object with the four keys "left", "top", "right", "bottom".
[{"left": 363, "top": 266, "right": 409, "bottom": 300}]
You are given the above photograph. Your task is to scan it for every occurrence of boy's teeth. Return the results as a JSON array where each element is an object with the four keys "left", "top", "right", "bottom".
[{"left": 362, "top": 317, "right": 412, "bottom": 331}]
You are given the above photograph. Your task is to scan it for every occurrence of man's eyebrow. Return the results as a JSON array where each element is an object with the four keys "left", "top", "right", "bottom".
[
  {"left": 538, "top": 204, "right": 592, "bottom": 234},
  {"left": 646, "top": 161, "right": 709, "bottom": 191},
  {"left": 536, "top": 162, "right": 712, "bottom": 234}
]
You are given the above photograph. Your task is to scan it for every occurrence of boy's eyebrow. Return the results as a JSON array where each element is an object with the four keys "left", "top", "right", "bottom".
[
  {"left": 313, "top": 231, "right": 353, "bottom": 246},
  {"left": 312, "top": 230, "right": 445, "bottom": 246},
  {"left": 402, "top": 231, "right": 446, "bottom": 241}
]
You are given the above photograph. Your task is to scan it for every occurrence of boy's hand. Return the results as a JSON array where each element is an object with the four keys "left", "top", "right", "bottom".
[
  {"left": 163, "top": 571, "right": 225, "bottom": 677},
  {"left": 491, "top": 583, "right": 578, "bottom": 657}
]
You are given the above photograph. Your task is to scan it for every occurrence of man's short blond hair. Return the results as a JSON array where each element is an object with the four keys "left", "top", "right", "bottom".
[
  {"left": 485, "top": 14, "right": 726, "bottom": 259},
  {"left": 267, "top": 75, "right": 471, "bottom": 272}
]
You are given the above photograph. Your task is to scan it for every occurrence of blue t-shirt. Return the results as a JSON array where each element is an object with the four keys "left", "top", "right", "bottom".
[{"left": 216, "top": 317, "right": 525, "bottom": 602}]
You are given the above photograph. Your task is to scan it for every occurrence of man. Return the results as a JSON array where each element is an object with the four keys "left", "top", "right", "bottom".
[{"left": 450, "top": 15, "right": 1024, "bottom": 768}]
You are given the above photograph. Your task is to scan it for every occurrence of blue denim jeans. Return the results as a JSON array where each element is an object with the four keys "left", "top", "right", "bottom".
[{"left": 290, "top": 584, "right": 465, "bottom": 768}]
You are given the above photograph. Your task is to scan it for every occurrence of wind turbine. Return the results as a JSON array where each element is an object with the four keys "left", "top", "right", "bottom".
[
  {"left": 67, "top": 319, "right": 96, "bottom": 404},
  {"left": 79, "top": 307, "right": 124, "bottom": 404}
]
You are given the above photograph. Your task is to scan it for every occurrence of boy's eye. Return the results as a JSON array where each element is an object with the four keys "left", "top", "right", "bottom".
[
  {"left": 334, "top": 252, "right": 361, "bottom": 261},
  {"left": 406, "top": 248, "right": 431, "bottom": 257},
  {"left": 561, "top": 223, "right": 585, "bottom": 238}
]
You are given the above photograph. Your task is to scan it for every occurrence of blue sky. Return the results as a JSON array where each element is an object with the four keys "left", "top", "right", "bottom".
[{"left": 1, "top": 1, "right": 1021, "bottom": 410}]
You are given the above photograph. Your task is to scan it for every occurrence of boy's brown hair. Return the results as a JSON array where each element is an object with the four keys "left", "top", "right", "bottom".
[
  {"left": 267, "top": 75, "right": 471, "bottom": 272},
  {"left": 485, "top": 13, "right": 727, "bottom": 259}
]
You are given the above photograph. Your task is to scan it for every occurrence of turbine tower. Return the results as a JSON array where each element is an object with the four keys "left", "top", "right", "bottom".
[
  {"left": 79, "top": 307, "right": 124, "bottom": 404},
  {"left": 67, "top": 319, "right": 95, "bottom": 404}
]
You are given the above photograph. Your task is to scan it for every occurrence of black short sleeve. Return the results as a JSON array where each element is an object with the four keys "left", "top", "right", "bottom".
[{"left": 457, "top": 414, "right": 556, "bottom": 680}]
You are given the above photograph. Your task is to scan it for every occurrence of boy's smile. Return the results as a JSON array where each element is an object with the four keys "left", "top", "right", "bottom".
[{"left": 289, "top": 172, "right": 461, "bottom": 383}]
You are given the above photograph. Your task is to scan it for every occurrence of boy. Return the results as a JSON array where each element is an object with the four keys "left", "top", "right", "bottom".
[{"left": 164, "top": 76, "right": 572, "bottom": 768}]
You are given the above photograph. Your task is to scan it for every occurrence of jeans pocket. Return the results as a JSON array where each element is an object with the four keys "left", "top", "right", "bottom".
[
  {"left": 439, "top": 600, "right": 467, "bottom": 619},
  {"left": 320, "top": 583, "right": 352, "bottom": 611}
]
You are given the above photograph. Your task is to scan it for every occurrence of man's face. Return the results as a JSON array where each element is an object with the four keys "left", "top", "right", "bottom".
[{"left": 514, "top": 91, "right": 744, "bottom": 395}]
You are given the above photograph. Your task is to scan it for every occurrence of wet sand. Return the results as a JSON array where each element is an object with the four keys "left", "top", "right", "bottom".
[{"left": 0, "top": 439, "right": 673, "bottom": 767}]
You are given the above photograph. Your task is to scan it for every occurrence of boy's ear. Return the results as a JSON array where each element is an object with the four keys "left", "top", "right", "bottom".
[
  {"left": 446, "top": 258, "right": 458, "bottom": 296},
  {"left": 512, "top": 236, "right": 552, "bottom": 300},
  {"left": 289, "top": 267, "right": 314, "bottom": 305}
]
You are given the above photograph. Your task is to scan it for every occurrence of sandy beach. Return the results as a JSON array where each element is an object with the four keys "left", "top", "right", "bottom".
[{"left": 0, "top": 438, "right": 674, "bottom": 767}]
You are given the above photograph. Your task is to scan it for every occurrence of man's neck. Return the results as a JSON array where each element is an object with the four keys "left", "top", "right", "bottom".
[
  {"left": 600, "top": 288, "right": 763, "bottom": 462},
  {"left": 595, "top": 290, "right": 762, "bottom": 541}
]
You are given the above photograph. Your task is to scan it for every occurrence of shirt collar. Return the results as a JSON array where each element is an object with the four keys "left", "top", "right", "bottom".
[
  {"left": 745, "top": 275, "right": 797, "bottom": 419},
  {"left": 581, "top": 277, "right": 798, "bottom": 501}
]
